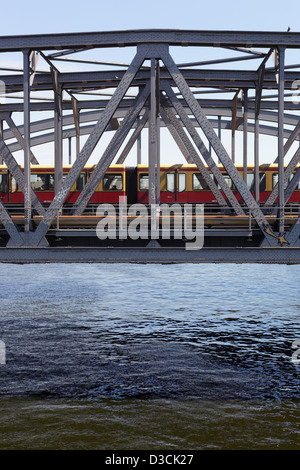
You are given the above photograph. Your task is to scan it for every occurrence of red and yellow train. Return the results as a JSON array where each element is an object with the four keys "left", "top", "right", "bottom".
[{"left": 0, "top": 163, "right": 299, "bottom": 205}]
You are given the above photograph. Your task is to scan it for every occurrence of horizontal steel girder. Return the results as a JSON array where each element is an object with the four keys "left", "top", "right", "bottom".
[
  {"left": 3, "top": 108, "right": 300, "bottom": 153},
  {"left": 1, "top": 29, "right": 300, "bottom": 52},
  {"left": 0, "top": 246, "right": 299, "bottom": 264},
  {"left": 2, "top": 69, "right": 300, "bottom": 93}
]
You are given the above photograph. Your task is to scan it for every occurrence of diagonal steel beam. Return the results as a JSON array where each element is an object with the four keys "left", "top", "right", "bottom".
[
  {"left": 283, "top": 166, "right": 300, "bottom": 204},
  {"left": 256, "top": 48, "right": 274, "bottom": 118},
  {"left": 264, "top": 146, "right": 300, "bottom": 207},
  {"left": 0, "top": 112, "right": 38, "bottom": 164},
  {"left": 116, "top": 110, "right": 148, "bottom": 164},
  {"left": 286, "top": 215, "right": 300, "bottom": 246},
  {"left": 0, "top": 136, "right": 45, "bottom": 216},
  {"left": 159, "top": 48, "right": 277, "bottom": 245},
  {"left": 160, "top": 101, "right": 227, "bottom": 208},
  {"left": 0, "top": 199, "right": 24, "bottom": 246},
  {"left": 71, "top": 83, "right": 150, "bottom": 215},
  {"left": 28, "top": 46, "right": 148, "bottom": 246},
  {"left": 274, "top": 120, "right": 300, "bottom": 163},
  {"left": 161, "top": 81, "right": 244, "bottom": 215},
  {"left": 159, "top": 106, "right": 193, "bottom": 164},
  {"left": 29, "top": 51, "right": 40, "bottom": 86}
]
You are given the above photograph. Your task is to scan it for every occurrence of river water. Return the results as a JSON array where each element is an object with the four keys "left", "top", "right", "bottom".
[{"left": 0, "top": 262, "right": 299, "bottom": 450}]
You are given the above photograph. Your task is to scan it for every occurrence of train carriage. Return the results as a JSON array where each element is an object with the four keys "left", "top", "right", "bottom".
[
  {"left": 137, "top": 163, "right": 300, "bottom": 204},
  {"left": 0, "top": 163, "right": 299, "bottom": 206},
  {"left": 0, "top": 164, "right": 126, "bottom": 204}
]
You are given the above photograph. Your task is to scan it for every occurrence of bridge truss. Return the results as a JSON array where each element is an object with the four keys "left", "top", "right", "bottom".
[{"left": 0, "top": 29, "right": 300, "bottom": 262}]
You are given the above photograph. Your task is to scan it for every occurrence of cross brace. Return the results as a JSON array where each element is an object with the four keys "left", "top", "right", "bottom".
[
  {"left": 160, "top": 100, "right": 227, "bottom": 208},
  {"left": 71, "top": 83, "right": 150, "bottom": 215},
  {"left": 17, "top": 45, "right": 149, "bottom": 246},
  {"left": 158, "top": 47, "right": 280, "bottom": 246}
]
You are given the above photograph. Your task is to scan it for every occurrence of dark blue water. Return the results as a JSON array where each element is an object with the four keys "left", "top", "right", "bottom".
[{"left": 0, "top": 263, "right": 299, "bottom": 449}]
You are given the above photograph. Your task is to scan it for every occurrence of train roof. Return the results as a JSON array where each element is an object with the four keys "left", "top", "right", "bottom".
[
  {"left": 0, "top": 163, "right": 299, "bottom": 170},
  {"left": 136, "top": 163, "right": 300, "bottom": 170},
  {"left": 0, "top": 164, "right": 126, "bottom": 170}
]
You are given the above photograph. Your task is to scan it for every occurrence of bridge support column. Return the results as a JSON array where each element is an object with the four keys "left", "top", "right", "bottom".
[
  {"left": 53, "top": 69, "right": 63, "bottom": 195},
  {"left": 277, "top": 47, "right": 285, "bottom": 234},
  {"left": 148, "top": 58, "right": 160, "bottom": 206},
  {"left": 23, "top": 50, "right": 31, "bottom": 244},
  {"left": 243, "top": 89, "right": 248, "bottom": 185}
]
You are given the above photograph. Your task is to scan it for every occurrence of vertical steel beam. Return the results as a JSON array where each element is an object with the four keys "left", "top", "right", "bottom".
[
  {"left": 243, "top": 89, "right": 248, "bottom": 185},
  {"left": 254, "top": 115, "right": 260, "bottom": 202},
  {"left": 254, "top": 47, "right": 273, "bottom": 202},
  {"left": 53, "top": 70, "right": 63, "bottom": 194},
  {"left": 254, "top": 81, "right": 260, "bottom": 203},
  {"left": 156, "top": 60, "right": 161, "bottom": 205},
  {"left": 218, "top": 116, "right": 221, "bottom": 164},
  {"left": 0, "top": 119, "right": 3, "bottom": 164},
  {"left": 71, "top": 96, "right": 80, "bottom": 158},
  {"left": 231, "top": 91, "right": 239, "bottom": 164},
  {"left": 54, "top": 93, "right": 63, "bottom": 194},
  {"left": 68, "top": 136, "right": 72, "bottom": 165},
  {"left": 149, "top": 58, "right": 157, "bottom": 206},
  {"left": 277, "top": 47, "right": 285, "bottom": 234},
  {"left": 137, "top": 116, "right": 142, "bottom": 165},
  {"left": 23, "top": 50, "right": 31, "bottom": 243}
]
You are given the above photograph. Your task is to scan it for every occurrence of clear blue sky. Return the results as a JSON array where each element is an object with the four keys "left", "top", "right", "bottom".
[
  {"left": 1, "top": 0, "right": 299, "bottom": 166},
  {"left": 1, "top": 0, "right": 298, "bottom": 35}
]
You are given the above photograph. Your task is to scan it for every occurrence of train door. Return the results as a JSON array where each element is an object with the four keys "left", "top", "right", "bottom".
[
  {"left": 164, "top": 170, "right": 186, "bottom": 203},
  {"left": 0, "top": 170, "right": 8, "bottom": 202}
]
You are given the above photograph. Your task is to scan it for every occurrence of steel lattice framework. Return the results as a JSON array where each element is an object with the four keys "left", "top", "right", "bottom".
[{"left": 0, "top": 29, "right": 300, "bottom": 255}]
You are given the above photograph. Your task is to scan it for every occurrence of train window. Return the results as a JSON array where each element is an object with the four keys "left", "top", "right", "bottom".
[
  {"left": 216, "top": 175, "right": 233, "bottom": 190},
  {"left": 103, "top": 173, "right": 123, "bottom": 190},
  {"left": 31, "top": 174, "right": 49, "bottom": 191},
  {"left": 139, "top": 174, "right": 149, "bottom": 190},
  {"left": 0, "top": 174, "right": 8, "bottom": 193},
  {"left": 272, "top": 173, "right": 291, "bottom": 189},
  {"left": 11, "top": 176, "right": 17, "bottom": 193},
  {"left": 178, "top": 173, "right": 186, "bottom": 192},
  {"left": 259, "top": 173, "right": 266, "bottom": 191},
  {"left": 247, "top": 173, "right": 254, "bottom": 189},
  {"left": 247, "top": 172, "right": 266, "bottom": 192},
  {"left": 76, "top": 174, "right": 86, "bottom": 191},
  {"left": 223, "top": 175, "right": 233, "bottom": 189},
  {"left": 166, "top": 173, "right": 175, "bottom": 192},
  {"left": 193, "top": 173, "right": 211, "bottom": 190},
  {"left": 49, "top": 174, "right": 55, "bottom": 191}
]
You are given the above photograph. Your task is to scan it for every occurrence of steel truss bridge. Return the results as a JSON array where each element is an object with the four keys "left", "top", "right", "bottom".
[{"left": 0, "top": 29, "right": 300, "bottom": 263}]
